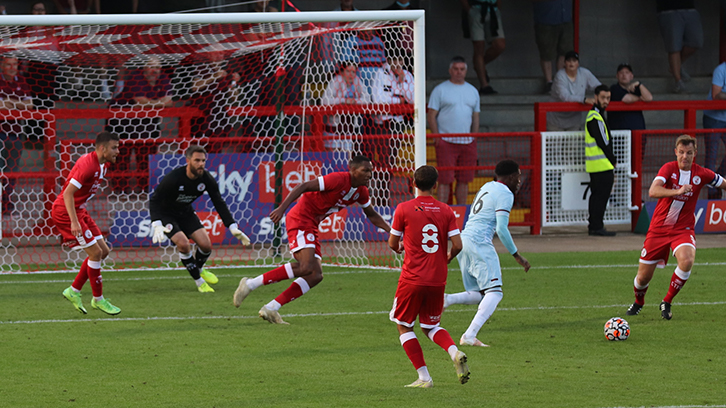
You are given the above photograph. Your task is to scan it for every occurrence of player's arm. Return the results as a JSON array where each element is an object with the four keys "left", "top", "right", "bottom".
[
  {"left": 269, "top": 179, "right": 320, "bottom": 224},
  {"left": 649, "top": 177, "right": 691, "bottom": 198},
  {"left": 496, "top": 211, "right": 530, "bottom": 272},
  {"left": 63, "top": 183, "right": 82, "bottom": 237},
  {"left": 363, "top": 205, "right": 391, "bottom": 233},
  {"left": 205, "top": 176, "right": 251, "bottom": 245},
  {"left": 448, "top": 233, "right": 462, "bottom": 263},
  {"left": 388, "top": 232, "right": 402, "bottom": 254}
]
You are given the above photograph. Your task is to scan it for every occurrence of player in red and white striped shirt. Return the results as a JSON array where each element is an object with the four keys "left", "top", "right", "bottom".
[
  {"left": 233, "top": 156, "right": 391, "bottom": 324},
  {"left": 627, "top": 135, "right": 726, "bottom": 320},
  {"left": 53, "top": 131, "right": 122, "bottom": 316},
  {"left": 388, "top": 165, "right": 469, "bottom": 388}
]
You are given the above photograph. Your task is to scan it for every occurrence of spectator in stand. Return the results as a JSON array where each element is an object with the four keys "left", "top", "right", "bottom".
[
  {"left": 609, "top": 63, "right": 653, "bottom": 159},
  {"left": 190, "top": 49, "right": 244, "bottom": 152},
  {"left": 548, "top": 51, "right": 600, "bottom": 131},
  {"left": 657, "top": 0, "right": 702, "bottom": 94},
  {"left": 532, "top": 0, "right": 573, "bottom": 94},
  {"left": 702, "top": 60, "right": 726, "bottom": 199},
  {"left": 107, "top": 57, "right": 172, "bottom": 193},
  {"left": 320, "top": 61, "right": 371, "bottom": 152},
  {"left": 341, "top": 30, "right": 387, "bottom": 97},
  {"left": 382, "top": 1, "right": 420, "bottom": 71},
  {"left": 334, "top": 0, "right": 357, "bottom": 11},
  {"left": 370, "top": 54, "right": 415, "bottom": 206},
  {"left": 460, "top": 0, "right": 505, "bottom": 95},
  {"left": 0, "top": 57, "right": 34, "bottom": 216},
  {"left": 247, "top": 0, "right": 278, "bottom": 12},
  {"left": 427, "top": 56, "right": 480, "bottom": 205}
]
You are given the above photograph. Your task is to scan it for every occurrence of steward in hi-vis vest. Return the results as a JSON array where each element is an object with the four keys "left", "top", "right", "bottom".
[{"left": 584, "top": 85, "right": 618, "bottom": 236}]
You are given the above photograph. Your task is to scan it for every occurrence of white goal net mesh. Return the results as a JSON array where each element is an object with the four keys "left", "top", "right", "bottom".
[{"left": 0, "top": 13, "right": 422, "bottom": 271}]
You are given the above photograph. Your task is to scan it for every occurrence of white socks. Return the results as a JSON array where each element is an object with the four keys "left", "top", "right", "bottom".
[
  {"left": 445, "top": 290, "right": 484, "bottom": 306},
  {"left": 463, "top": 291, "right": 503, "bottom": 340}
]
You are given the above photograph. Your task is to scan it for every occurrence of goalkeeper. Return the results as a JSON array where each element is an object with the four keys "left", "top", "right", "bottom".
[{"left": 149, "top": 145, "right": 250, "bottom": 293}]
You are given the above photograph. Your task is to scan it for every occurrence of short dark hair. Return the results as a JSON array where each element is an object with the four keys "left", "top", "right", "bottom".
[
  {"left": 349, "top": 155, "right": 371, "bottom": 168},
  {"left": 451, "top": 56, "right": 466, "bottom": 64},
  {"left": 495, "top": 159, "right": 519, "bottom": 178},
  {"left": 95, "top": 131, "right": 119, "bottom": 146},
  {"left": 185, "top": 145, "right": 207, "bottom": 158},
  {"left": 594, "top": 84, "right": 610, "bottom": 95},
  {"left": 414, "top": 165, "right": 438, "bottom": 192},
  {"left": 616, "top": 63, "right": 633, "bottom": 74}
]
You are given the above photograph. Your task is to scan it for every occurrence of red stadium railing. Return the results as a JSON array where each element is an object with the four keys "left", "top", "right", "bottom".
[
  {"left": 426, "top": 132, "right": 542, "bottom": 235},
  {"left": 534, "top": 100, "right": 726, "bottom": 131}
]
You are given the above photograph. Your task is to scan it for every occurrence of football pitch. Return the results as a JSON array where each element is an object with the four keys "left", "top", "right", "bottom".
[{"left": 1, "top": 249, "right": 724, "bottom": 408}]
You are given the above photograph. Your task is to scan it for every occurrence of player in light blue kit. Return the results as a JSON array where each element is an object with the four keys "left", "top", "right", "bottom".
[{"left": 444, "top": 159, "right": 531, "bottom": 347}]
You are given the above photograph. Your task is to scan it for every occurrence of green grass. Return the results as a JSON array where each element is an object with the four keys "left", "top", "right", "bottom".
[{"left": 1, "top": 249, "right": 725, "bottom": 408}]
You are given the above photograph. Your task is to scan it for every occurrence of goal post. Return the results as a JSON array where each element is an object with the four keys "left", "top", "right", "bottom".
[{"left": 0, "top": 10, "right": 426, "bottom": 271}]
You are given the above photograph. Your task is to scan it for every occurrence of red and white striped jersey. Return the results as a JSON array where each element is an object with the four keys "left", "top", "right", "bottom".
[{"left": 649, "top": 161, "right": 722, "bottom": 232}]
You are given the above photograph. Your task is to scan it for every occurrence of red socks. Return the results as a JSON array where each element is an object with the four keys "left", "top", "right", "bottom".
[
  {"left": 86, "top": 260, "right": 103, "bottom": 297},
  {"left": 400, "top": 332, "right": 426, "bottom": 370},
  {"left": 263, "top": 263, "right": 294, "bottom": 285},
  {"left": 664, "top": 268, "right": 690, "bottom": 303},
  {"left": 428, "top": 327, "right": 456, "bottom": 351},
  {"left": 72, "top": 258, "right": 89, "bottom": 290},
  {"left": 274, "top": 278, "right": 310, "bottom": 307}
]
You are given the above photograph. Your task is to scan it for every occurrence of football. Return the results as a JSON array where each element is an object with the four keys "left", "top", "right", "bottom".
[{"left": 604, "top": 317, "right": 630, "bottom": 341}]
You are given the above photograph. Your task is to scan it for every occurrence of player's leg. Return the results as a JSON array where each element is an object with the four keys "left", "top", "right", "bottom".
[
  {"left": 390, "top": 281, "right": 431, "bottom": 387},
  {"left": 258, "top": 248, "right": 321, "bottom": 324},
  {"left": 83, "top": 241, "right": 120, "bottom": 315},
  {"left": 171, "top": 230, "right": 212, "bottom": 292},
  {"left": 188, "top": 228, "right": 217, "bottom": 285},
  {"left": 235, "top": 228, "right": 316, "bottom": 308},
  {"left": 661, "top": 239, "right": 696, "bottom": 320},
  {"left": 460, "top": 259, "right": 502, "bottom": 346},
  {"left": 628, "top": 231, "right": 669, "bottom": 316},
  {"left": 445, "top": 242, "right": 484, "bottom": 308},
  {"left": 419, "top": 286, "right": 469, "bottom": 385}
]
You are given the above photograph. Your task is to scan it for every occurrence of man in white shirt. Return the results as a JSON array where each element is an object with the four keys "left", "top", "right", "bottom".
[
  {"left": 368, "top": 55, "right": 415, "bottom": 206},
  {"left": 427, "top": 56, "right": 481, "bottom": 205}
]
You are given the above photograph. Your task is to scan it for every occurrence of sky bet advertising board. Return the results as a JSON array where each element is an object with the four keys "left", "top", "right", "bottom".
[
  {"left": 641, "top": 199, "right": 726, "bottom": 233},
  {"left": 109, "top": 152, "right": 396, "bottom": 247}
]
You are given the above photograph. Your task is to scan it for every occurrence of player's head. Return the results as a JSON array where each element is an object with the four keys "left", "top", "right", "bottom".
[
  {"left": 675, "top": 134, "right": 697, "bottom": 171},
  {"left": 413, "top": 165, "right": 438, "bottom": 193},
  {"left": 495, "top": 159, "right": 521, "bottom": 194},
  {"left": 95, "top": 131, "right": 120, "bottom": 164},
  {"left": 349, "top": 155, "right": 373, "bottom": 187},
  {"left": 185, "top": 145, "right": 207, "bottom": 178},
  {"left": 593, "top": 84, "right": 611, "bottom": 109}
]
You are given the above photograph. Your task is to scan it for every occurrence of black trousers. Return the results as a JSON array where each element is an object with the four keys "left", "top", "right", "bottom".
[{"left": 588, "top": 169, "right": 614, "bottom": 232}]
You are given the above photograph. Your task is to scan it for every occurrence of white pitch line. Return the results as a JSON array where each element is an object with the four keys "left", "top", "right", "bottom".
[
  {"left": 602, "top": 406, "right": 726, "bottom": 408},
  {"left": 2, "top": 301, "right": 724, "bottom": 325}
]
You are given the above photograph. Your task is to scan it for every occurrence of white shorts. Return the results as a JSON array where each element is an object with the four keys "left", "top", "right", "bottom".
[{"left": 457, "top": 235, "right": 502, "bottom": 292}]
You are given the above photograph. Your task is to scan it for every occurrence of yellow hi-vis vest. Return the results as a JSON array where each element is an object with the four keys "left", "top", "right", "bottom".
[{"left": 584, "top": 109, "right": 614, "bottom": 173}]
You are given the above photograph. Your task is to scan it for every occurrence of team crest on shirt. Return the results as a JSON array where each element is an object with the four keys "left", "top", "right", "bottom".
[
  {"left": 197, "top": 183, "right": 205, "bottom": 192},
  {"left": 671, "top": 173, "right": 677, "bottom": 180},
  {"left": 693, "top": 176, "right": 701, "bottom": 185}
]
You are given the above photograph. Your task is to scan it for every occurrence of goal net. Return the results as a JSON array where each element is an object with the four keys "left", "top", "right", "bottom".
[{"left": 0, "top": 11, "right": 425, "bottom": 271}]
